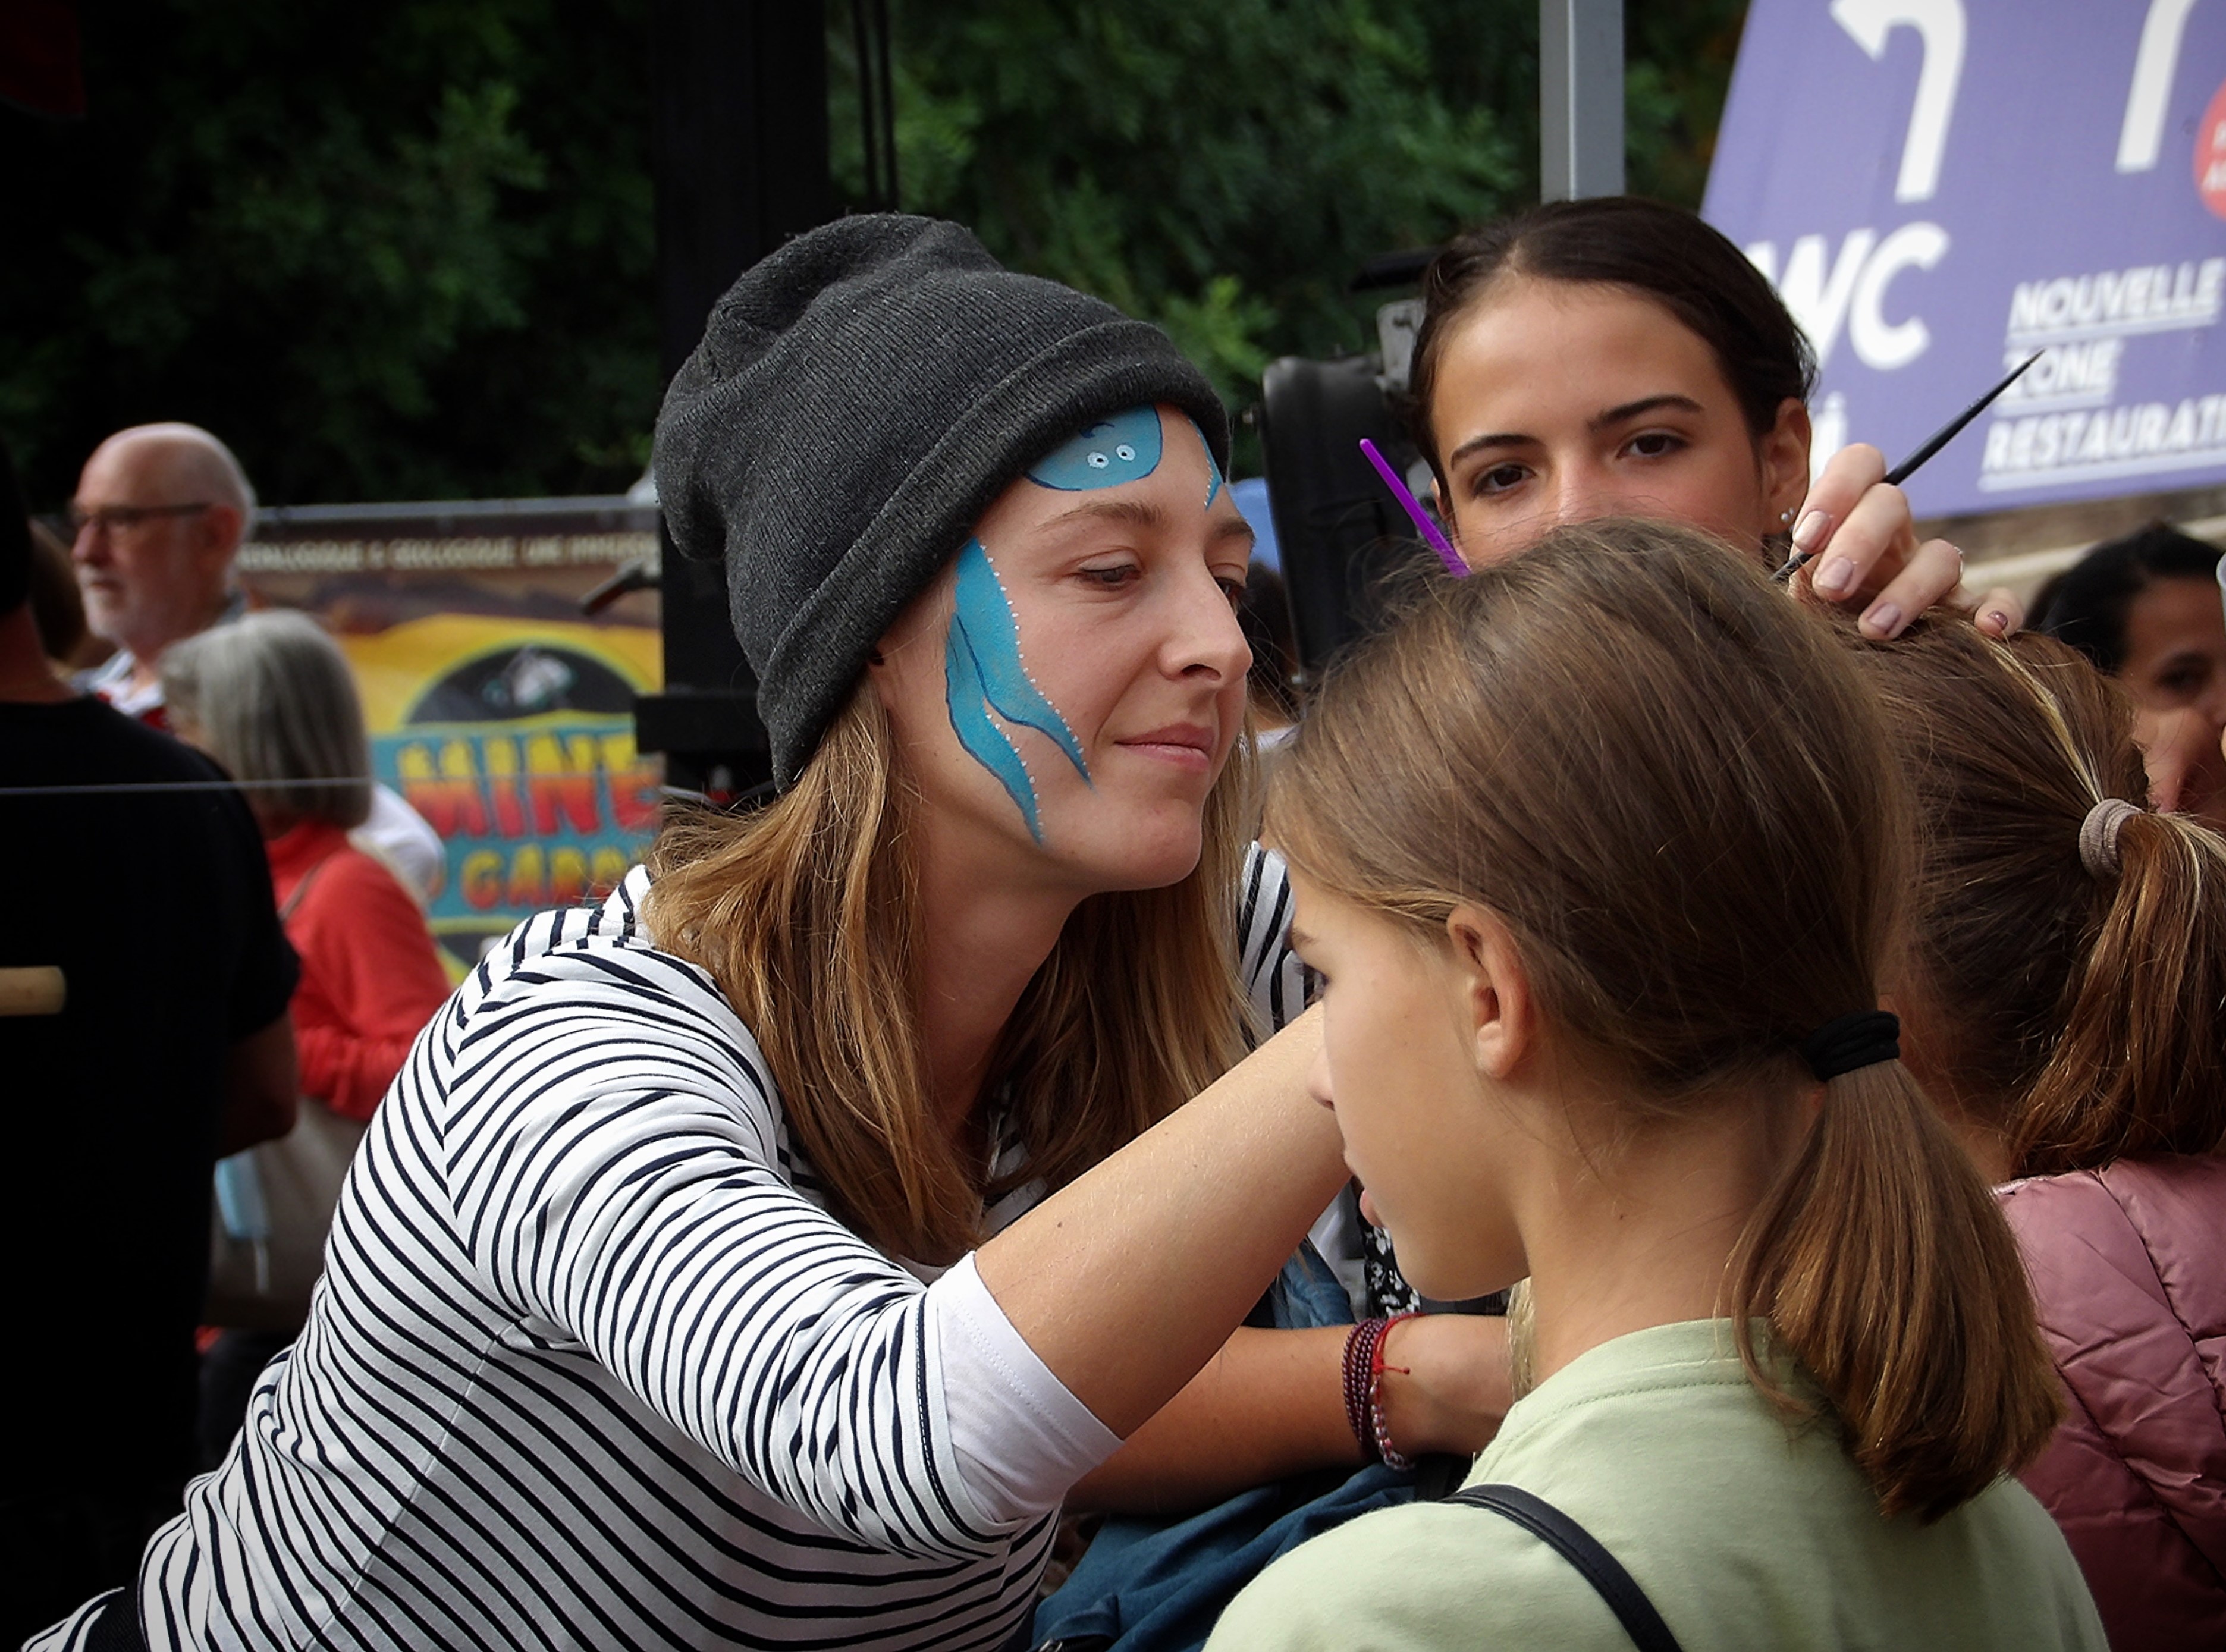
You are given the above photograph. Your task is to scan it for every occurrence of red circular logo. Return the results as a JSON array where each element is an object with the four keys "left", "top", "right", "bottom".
[{"left": 2197, "top": 78, "right": 2226, "bottom": 221}]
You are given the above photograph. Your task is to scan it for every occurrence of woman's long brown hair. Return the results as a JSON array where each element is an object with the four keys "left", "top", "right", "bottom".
[
  {"left": 644, "top": 681, "right": 1257, "bottom": 1266},
  {"left": 1270, "top": 520, "right": 2061, "bottom": 1522},
  {"left": 1841, "top": 618, "right": 2226, "bottom": 1173}
]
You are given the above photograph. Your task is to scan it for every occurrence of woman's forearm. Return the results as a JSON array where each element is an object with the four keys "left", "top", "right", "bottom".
[
  {"left": 974, "top": 1009, "right": 1343, "bottom": 1439},
  {"left": 1062, "top": 1306, "right": 1518, "bottom": 1514},
  {"left": 1064, "top": 1325, "right": 1358, "bottom": 1514}
]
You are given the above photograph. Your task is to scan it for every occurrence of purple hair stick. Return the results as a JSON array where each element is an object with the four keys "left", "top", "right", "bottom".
[{"left": 1358, "top": 438, "right": 1467, "bottom": 576}]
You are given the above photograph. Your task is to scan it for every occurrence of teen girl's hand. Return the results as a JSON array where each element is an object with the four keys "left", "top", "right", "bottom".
[
  {"left": 1375, "top": 1312, "right": 1514, "bottom": 1459},
  {"left": 1790, "top": 444, "right": 2021, "bottom": 641}
]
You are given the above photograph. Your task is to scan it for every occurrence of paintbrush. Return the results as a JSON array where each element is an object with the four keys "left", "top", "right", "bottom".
[
  {"left": 1358, "top": 437, "right": 1468, "bottom": 576},
  {"left": 1772, "top": 350, "right": 2045, "bottom": 583}
]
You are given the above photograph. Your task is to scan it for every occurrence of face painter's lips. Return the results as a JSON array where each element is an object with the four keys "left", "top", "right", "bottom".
[{"left": 1115, "top": 722, "right": 1216, "bottom": 772}]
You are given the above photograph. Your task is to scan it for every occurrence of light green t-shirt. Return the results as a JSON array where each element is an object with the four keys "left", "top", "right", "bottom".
[{"left": 1207, "top": 1319, "right": 2104, "bottom": 1652}]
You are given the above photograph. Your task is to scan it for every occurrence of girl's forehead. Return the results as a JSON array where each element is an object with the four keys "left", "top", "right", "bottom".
[{"left": 1442, "top": 277, "right": 1723, "bottom": 392}]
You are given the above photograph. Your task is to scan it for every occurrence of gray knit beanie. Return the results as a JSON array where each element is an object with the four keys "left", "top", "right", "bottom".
[{"left": 654, "top": 213, "right": 1231, "bottom": 787}]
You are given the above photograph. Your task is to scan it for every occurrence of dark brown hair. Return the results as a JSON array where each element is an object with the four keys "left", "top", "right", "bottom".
[
  {"left": 1270, "top": 520, "right": 2060, "bottom": 1521},
  {"left": 1406, "top": 197, "right": 1816, "bottom": 488},
  {"left": 2033, "top": 520, "right": 2225, "bottom": 676},
  {"left": 1841, "top": 616, "right": 2226, "bottom": 1173}
]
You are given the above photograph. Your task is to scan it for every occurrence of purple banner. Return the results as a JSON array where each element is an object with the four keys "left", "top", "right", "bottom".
[{"left": 1704, "top": 0, "right": 2226, "bottom": 517}]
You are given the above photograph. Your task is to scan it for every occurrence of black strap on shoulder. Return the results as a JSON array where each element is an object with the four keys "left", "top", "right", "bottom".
[{"left": 1448, "top": 1484, "right": 1685, "bottom": 1652}]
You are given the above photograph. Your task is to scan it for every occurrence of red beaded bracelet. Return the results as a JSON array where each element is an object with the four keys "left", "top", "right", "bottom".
[{"left": 1340, "top": 1313, "right": 1418, "bottom": 1469}]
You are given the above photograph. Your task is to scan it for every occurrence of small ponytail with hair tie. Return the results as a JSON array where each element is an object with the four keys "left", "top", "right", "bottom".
[
  {"left": 1800, "top": 1010, "right": 1901, "bottom": 1082},
  {"left": 2077, "top": 797, "right": 2139, "bottom": 880}
]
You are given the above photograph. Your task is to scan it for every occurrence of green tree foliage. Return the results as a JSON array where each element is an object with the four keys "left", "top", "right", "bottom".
[
  {"left": 4, "top": 0, "right": 1743, "bottom": 506},
  {"left": 3, "top": 0, "right": 657, "bottom": 507},
  {"left": 833, "top": 2, "right": 1525, "bottom": 416},
  {"left": 832, "top": 0, "right": 1743, "bottom": 466}
]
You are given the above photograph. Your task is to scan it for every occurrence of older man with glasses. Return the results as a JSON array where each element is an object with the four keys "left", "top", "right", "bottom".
[
  {"left": 70, "top": 423, "right": 255, "bottom": 720},
  {"left": 67, "top": 421, "right": 445, "bottom": 900}
]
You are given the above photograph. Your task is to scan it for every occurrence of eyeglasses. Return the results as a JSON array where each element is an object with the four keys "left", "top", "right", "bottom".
[{"left": 67, "top": 501, "right": 215, "bottom": 536}]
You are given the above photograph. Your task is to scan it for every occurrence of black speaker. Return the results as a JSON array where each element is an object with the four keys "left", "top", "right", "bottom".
[
  {"left": 635, "top": 0, "right": 832, "bottom": 799},
  {"left": 1258, "top": 353, "right": 1442, "bottom": 679}
]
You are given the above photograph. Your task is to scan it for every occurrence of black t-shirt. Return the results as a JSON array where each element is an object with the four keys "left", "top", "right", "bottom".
[{"left": 1, "top": 695, "right": 298, "bottom": 1493}]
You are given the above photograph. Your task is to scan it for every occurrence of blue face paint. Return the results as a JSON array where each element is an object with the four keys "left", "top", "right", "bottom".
[
  {"left": 1197, "top": 419, "right": 1224, "bottom": 510},
  {"left": 945, "top": 538, "right": 1091, "bottom": 842},
  {"left": 1027, "top": 406, "right": 1164, "bottom": 491},
  {"left": 945, "top": 618, "right": 1044, "bottom": 841}
]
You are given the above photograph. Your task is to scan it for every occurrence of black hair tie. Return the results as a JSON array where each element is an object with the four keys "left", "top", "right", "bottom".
[{"left": 1800, "top": 1010, "right": 1900, "bottom": 1082}]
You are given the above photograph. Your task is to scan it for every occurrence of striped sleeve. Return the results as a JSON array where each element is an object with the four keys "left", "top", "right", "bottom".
[
  {"left": 435, "top": 940, "right": 1068, "bottom": 1561},
  {"left": 1238, "top": 842, "right": 1308, "bottom": 1038}
]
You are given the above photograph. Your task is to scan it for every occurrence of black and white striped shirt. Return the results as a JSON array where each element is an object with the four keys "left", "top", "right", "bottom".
[{"left": 36, "top": 849, "right": 1301, "bottom": 1652}]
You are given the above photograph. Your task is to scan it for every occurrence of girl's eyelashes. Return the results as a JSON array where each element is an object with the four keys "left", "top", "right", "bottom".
[
  {"left": 1467, "top": 461, "right": 1531, "bottom": 500},
  {"left": 1621, "top": 429, "right": 1688, "bottom": 460},
  {"left": 1075, "top": 561, "right": 1141, "bottom": 589}
]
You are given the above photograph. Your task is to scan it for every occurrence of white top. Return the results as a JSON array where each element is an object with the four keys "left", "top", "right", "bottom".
[{"left": 34, "top": 850, "right": 1302, "bottom": 1651}]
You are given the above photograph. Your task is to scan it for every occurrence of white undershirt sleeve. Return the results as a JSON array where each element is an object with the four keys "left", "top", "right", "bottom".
[{"left": 928, "top": 1251, "right": 1124, "bottom": 1522}]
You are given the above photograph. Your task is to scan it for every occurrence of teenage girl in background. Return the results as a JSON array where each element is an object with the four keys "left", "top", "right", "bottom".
[{"left": 1406, "top": 195, "right": 2021, "bottom": 639}]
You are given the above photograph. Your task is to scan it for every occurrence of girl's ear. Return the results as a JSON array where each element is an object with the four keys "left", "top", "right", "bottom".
[
  {"left": 1760, "top": 395, "right": 1813, "bottom": 526},
  {"left": 1445, "top": 903, "right": 1534, "bottom": 1079}
]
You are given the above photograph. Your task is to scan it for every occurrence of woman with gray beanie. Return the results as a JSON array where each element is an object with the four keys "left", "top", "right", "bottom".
[{"left": 30, "top": 217, "right": 1383, "bottom": 1652}]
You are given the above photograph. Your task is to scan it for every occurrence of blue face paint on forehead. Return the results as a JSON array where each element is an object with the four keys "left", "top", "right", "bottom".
[
  {"left": 945, "top": 538, "right": 1091, "bottom": 843},
  {"left": 1197, "top": 419, "right": 1224, "bottom": 510},
  {"left": 1027, "top": 406, "right": 1164, "bottom": 491}
]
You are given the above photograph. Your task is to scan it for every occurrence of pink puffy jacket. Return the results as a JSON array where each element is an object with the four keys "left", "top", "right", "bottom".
[{"left": 1997, "top": 1154, "right": 2226, "bottom": 1652}]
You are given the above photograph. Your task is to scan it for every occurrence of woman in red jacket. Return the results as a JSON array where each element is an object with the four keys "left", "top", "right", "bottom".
[
  {"left": 163, "top": 608, "right": 452, "bottom": 1459},
  {"left": 1844, "top": 614, "right": 2226, "bottom": 1652}
]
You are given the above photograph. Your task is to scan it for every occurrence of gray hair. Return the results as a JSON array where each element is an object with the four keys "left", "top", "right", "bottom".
[
  {"left": 162, "top": 610, "right": 372, "bottom": 828},
  {"left": 105, "top": 422, "right": 259, "bottom": 544}
]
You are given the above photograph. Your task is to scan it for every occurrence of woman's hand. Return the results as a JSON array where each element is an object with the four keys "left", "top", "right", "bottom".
[
  {"left": 1374, "top": 1312, "right": 1514, "bottom": 1459},
  {"left": 1789, "top": 444, "right": 2021, "bottom": 641}
]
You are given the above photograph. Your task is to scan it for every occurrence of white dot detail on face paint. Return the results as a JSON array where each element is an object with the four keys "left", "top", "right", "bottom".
[
  {"left": 1115, "top": 444, "right": 1135, "bottom": 461},
  {"left": 1088, "top": 451, "right": 1109, "bottom": 469},
  {"left": 980, "top": 549, "right": 1061, "bottom": 799}
]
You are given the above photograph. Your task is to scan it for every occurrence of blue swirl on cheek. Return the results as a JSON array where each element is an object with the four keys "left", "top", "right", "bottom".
[
  {"left": 944, "top": 538, "right": 1091, "bottom": 842},
  {"left": 945, "top": 618, "right": 1042, "bottom": 841},
  {"left": 1026, "top": 406, "right": 1163, "bottom": 490}
]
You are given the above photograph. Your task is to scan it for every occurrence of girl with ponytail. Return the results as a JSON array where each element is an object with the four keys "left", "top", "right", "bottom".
[
  {"left": 1842, "top": 615, "right": 2226, "bottom": 1651},
  {"left": 1208, "top": 519, "right": 2102, "bottom": 1650}
]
